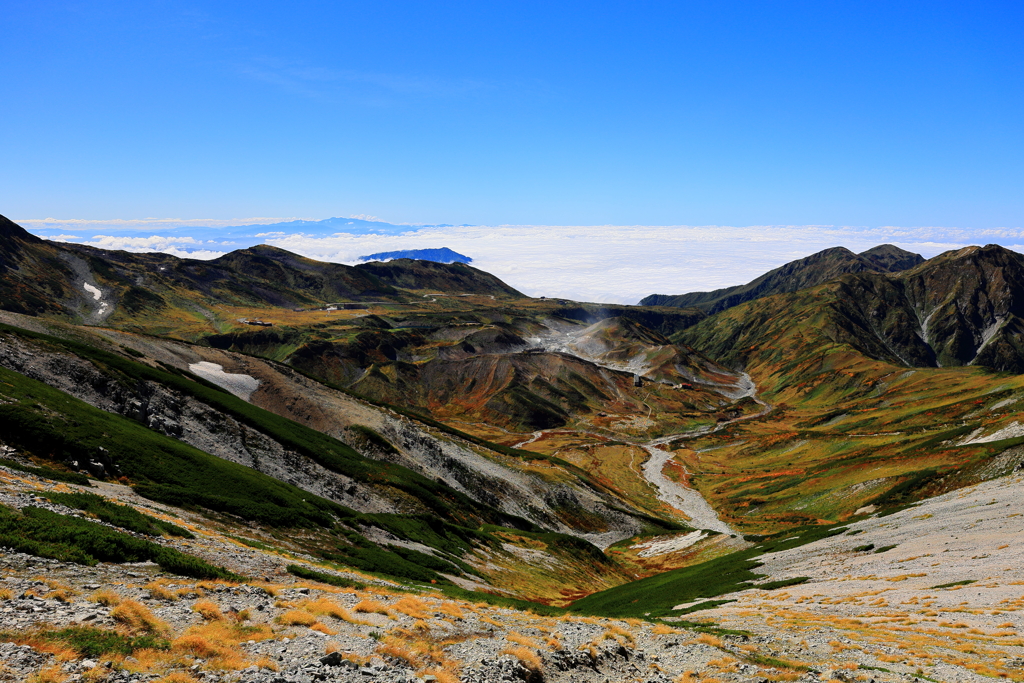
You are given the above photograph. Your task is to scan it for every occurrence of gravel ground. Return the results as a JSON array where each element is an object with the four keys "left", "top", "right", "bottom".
[{"left": 2, "top": 462, "right": 1018, "bottom": 682}]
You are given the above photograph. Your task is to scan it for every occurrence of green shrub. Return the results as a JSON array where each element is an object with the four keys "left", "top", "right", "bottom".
[
  {"left": 0, "top": 505, "right": 237, "bottom": 580},
  {"left": 285, "top": 564, "right": 366, "bottom": 589},
  {"left": 40, "top": 626, "right": 169, "bottom": 657},
  {"left": 0, "top": 458, "right": 90, "bottom": 486},
  {"left": 41, "top": 491, "right": 193, "bottom": 538}
]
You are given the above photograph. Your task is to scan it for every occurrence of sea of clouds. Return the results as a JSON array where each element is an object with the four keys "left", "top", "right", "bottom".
[{"left": 18, "top": 218, "right": 1024, "bottom": 304}]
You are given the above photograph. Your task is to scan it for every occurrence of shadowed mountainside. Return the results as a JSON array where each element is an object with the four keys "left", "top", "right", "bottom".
[
  {"left": 354, "top": 258, "right": 524, "bottom": 297},
  {"left": 677, "top": 244, "right": 1024, "bottom": 372},
  {"left": 0, "top": 215, "right": 528, "bottom": 335}
]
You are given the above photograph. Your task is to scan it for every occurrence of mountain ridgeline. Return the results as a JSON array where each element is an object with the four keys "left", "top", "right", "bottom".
[
  {"left": 7, "top": 209, "right": 1024, "bottom": 611},
  {"left": 677, "top": 244, "right": 1024, "bottom": 372},
  {"left": 0, "top": 214, "right": 517, "bottom": 325},
  {"left": 641, "top": 244, "right": 925, "bottom": 313}
]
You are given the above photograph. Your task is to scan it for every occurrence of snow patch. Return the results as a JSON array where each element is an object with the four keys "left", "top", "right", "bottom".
[
  {"left": 961, "top": 421, "right": 1024, "bottom": 445},
  {"left": 188, "top": 362, "right": 261, "bottom": 400},
  {"left": 631, "top": 530, "right": 707, "bottom": 557},
  {"left": 82, "top": 283, "right": 110, "bottom": 316}
]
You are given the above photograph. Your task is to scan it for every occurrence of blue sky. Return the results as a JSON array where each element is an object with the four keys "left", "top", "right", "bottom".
[
  {"left": 3, "top": 2, "right": 1024, "bottom": 302},
  {"left": 3, "top": 1, "right": 1022, "bottom": 227}
]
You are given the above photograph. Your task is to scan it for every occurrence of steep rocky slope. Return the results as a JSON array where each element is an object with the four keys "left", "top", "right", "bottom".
[{"left": 1, "top": 458, "right": 1013, "bottom": 682}]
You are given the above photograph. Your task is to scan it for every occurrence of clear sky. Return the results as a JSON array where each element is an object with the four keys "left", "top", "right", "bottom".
[{"left": 3, "top": 1, "right": 1022, "bottom": 228}]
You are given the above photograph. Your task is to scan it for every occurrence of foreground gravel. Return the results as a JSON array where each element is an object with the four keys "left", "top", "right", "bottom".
[{"left": 1, "top": 462, "right": 1008, "bottom": 683}]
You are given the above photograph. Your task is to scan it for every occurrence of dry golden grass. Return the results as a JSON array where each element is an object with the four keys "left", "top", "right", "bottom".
[
  {"left": 501, "top": 645, "right": 542, "bottom": 672},
  {"left": 419, "top": 668, "right": 460, "bottom": 683},
  {"left": 507, "top": 631, "right": 540, "bottom": 649},
  {"left": 146, "top": 581, "right": 181, "bottom": 602},
  {"left": 192, "top": 599, "right": 224, "bottom": 621},
  {"left": 43, "top": 588, "right": 77, "bottom": 603},
  {"left": 392, "top": 596, "right": 430, "bottom": 620},
  {"left": 377, "top": 639, "right": 418, "bottom": 667},
  {"left": 299, "top": 597, "right": 350, "bottom": 620},
  {"left": 607, "top": 622, "right": 635, "bottom": 645},
  {"left": 27, "top": 666, "right": 68, "bottom": 683},
  {"left": 196, "top": 580, "right": 238, "bottom": 592},
  {"left": 151, "top": 674, "right": 200, "bottom": 683},
  {"left": 254, "top": 656, "right": 278, "bottom": 671},
  {"left": 0, "top": 588, "right": 13, "bottom": 601},
  {"left": 438, "top": 601, "right": 465, "bottom": 619},
  {"left": 170, "top": 620, "right": 271, "bottom": 672},
  {"left": 111, "top": 599, "right": 168, "bottom": 634},
  {"left": 277, "top": 609, "right": 317, "bottom": 626},
  {"left": 172, "top": 634, "right": 223, "bottom": 659},
  {"left": 353, "top": 599, "right": 391, "bottom": 616},
  {"left": 310, "top": 622, "right": 338, "bottom": 635},
  {"left": 88, "top": 589, "right": 121, "bottom": 606},
  {"left": 253, "top": 582, "right": 280, "bottom": 597},
  {"left": 694, "top": 633, "right": 723, "bottom": 648},
  {"left": 114, "top": 646, "right": 189, "bottom": 674},
  {"left": 652, "top": 623, "right": 678, "bottom": 635}
]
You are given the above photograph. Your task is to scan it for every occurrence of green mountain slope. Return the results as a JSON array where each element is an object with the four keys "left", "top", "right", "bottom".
[{"left": 641, "top": 244, "right": 923, "bottom": 313}]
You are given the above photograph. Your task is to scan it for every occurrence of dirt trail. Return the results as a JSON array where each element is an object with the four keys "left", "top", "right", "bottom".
[{"left": 637, "top": 373, "right": 771, "bottom": 534}]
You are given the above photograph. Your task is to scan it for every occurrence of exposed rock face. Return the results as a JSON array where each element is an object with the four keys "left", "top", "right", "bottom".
[{"left": 0, "top": 333, "right": 397, "bottom": 514}]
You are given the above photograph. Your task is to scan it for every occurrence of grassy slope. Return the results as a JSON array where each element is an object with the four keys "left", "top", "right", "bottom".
[
  {"left": 571, "top": 524, "right": 845, "bottom": 618},
  {"left": 671, "top": 285, "right": 1024, "bottom": 532},
  {"left": 0, "top": 322, "right": 524, "bottom": 530}
]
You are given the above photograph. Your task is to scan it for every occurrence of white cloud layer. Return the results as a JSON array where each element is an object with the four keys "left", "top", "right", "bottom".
[
  {"left": 25, "top": 223, "right": 1024, "bottom": 304},
  {"left": 258, "top": 224, "right": 1018, "bottom": 304},
  {"left": 20, "top": 217, "right": 309, "bottom": 231}
]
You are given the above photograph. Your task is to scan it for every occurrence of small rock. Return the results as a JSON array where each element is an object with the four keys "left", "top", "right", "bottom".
[{"left": 320, "top": 652, "right": 343, "bottom": 667}]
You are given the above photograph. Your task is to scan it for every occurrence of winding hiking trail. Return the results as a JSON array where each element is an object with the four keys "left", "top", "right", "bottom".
[
  {"left": 639, "top": 373, "right": 773, "bottom": 534},
  {"left": 515, "top": 322, "right": 776, "bottom": 534}
]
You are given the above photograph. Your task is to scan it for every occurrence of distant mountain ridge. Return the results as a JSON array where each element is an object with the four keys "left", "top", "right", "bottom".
[
  {"left": 641, "top": 244, "right": 924, "bottom": 313},
  {"left": 0, "top": 214, "right": 518, "bottom": 323},
  {"left": 358, "top": 247, "right": 472, "bottom": 264},
  {"left": 678, "top": 243, "right": 1024, "bottom": 372}
]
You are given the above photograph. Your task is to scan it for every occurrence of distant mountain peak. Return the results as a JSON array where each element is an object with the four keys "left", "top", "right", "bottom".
[{"left": 358, "top": 247, "right": 471, "bottom": 264}]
